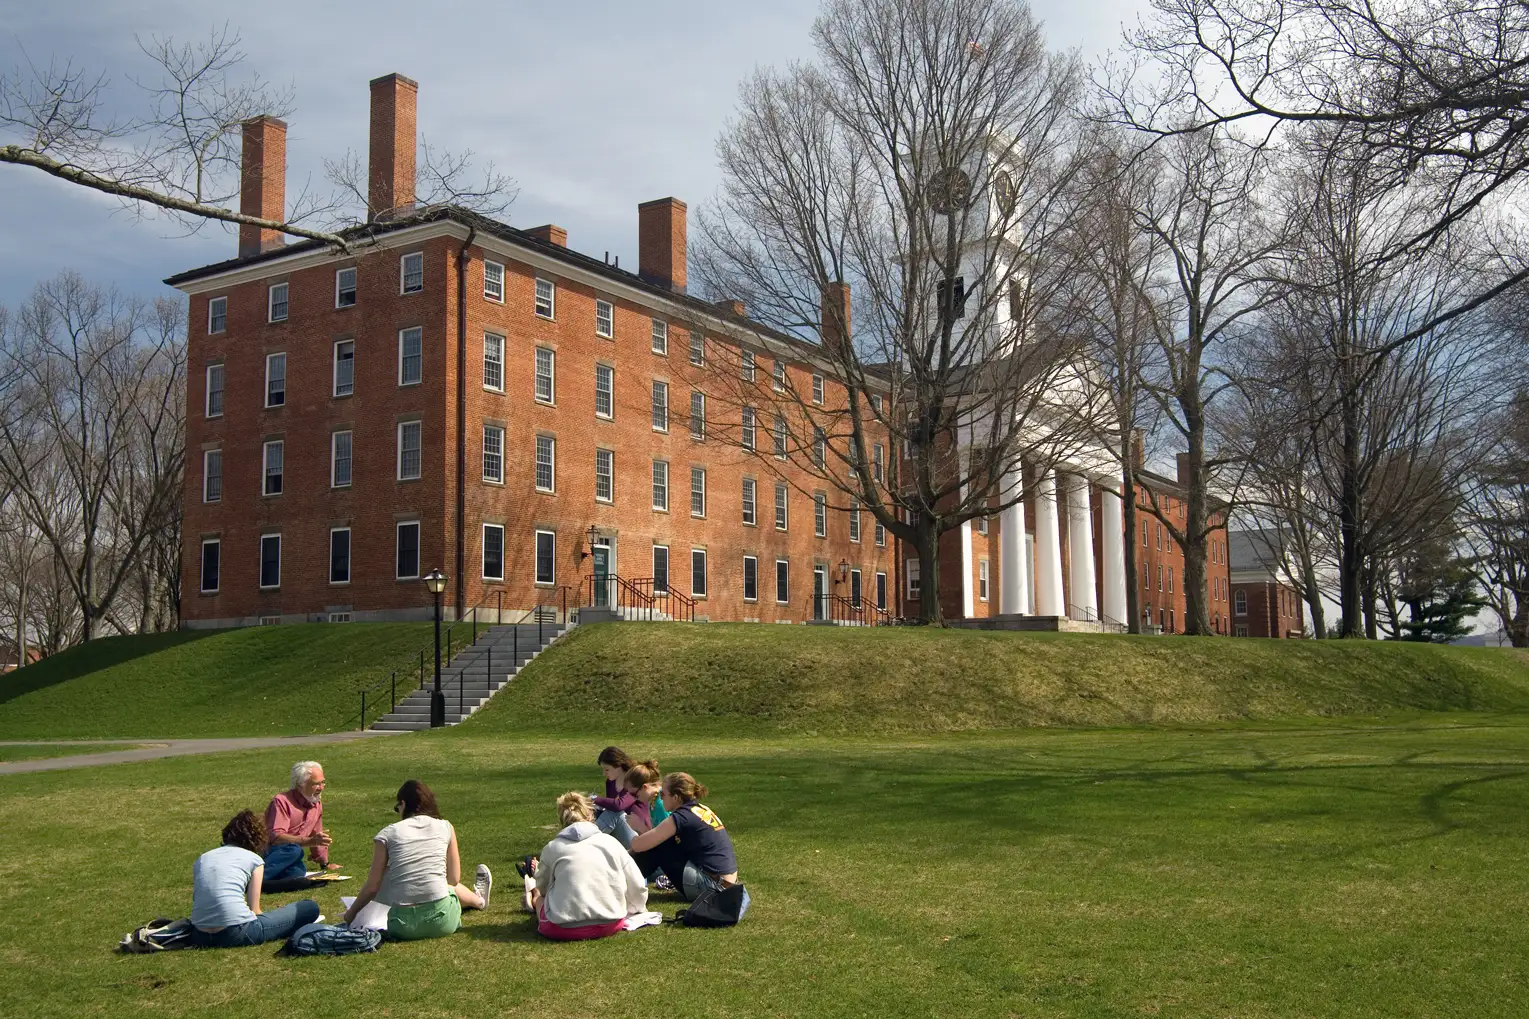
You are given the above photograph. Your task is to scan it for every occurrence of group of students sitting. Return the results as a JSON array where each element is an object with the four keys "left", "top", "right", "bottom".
[{"left": 185, "top": 748, "right": 746, "bottom": 950}]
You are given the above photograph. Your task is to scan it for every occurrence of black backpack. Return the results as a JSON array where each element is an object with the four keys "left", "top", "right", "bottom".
[{"left": 677, "top": 883, "right": 748, "bottom": 927}]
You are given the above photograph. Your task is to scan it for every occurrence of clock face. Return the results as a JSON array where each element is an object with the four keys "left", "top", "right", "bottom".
[
  {"left": 929, "top": 166, "right": 974, "bottom": 214},
  {"left": 994, "top": 170, "right": 1017, "bottom": 216}
]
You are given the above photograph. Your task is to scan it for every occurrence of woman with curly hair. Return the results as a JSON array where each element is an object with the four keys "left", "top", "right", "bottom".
[{"left": 190, "top": 810, "right": 320, "bottom": 948}]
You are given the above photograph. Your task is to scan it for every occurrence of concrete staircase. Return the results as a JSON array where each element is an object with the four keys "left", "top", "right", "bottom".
[{"left": 370, "top": 619, "right": 572, "bottom": 731}]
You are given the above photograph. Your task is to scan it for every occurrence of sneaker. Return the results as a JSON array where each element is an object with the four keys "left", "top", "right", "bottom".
[
  {"left": 654, "top": 873, "right": 674, "bottom": 892},
  {"left": 474, "top": 864, "right": 493, "bottom": 909},
  {"left": 515, "top": 854, "right": 537, "bottom": 879}
]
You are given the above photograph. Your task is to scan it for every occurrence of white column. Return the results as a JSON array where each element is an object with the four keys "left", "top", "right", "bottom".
[
  {"left": 1100, "top": 483, "right": 1127, "bottom": 625},
  {"left": 1034, "top": 470, "right": 1064, "bottom": 616},
  {"left": 1066, "top": 474, "right": 1098, "bottom": 620},
  {"left": 999, "top": 464, "right": 1029, "bottom": 615},
  {"left": 960, "top": 518, "right": 975, "bottom": 618}
]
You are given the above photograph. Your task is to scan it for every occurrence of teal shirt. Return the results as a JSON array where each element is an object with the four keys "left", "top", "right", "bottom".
[{"left": 650, "top": 797, "right": 670, "bottom": 827}]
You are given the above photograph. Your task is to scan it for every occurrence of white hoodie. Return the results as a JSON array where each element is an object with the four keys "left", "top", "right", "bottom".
[{"left": 536, "top": 821, "right": 648, "bottom": 927}]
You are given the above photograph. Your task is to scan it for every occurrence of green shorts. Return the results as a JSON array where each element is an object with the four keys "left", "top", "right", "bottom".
[{"left": 386, "top": 892, "right": 462, "bottom": 941}]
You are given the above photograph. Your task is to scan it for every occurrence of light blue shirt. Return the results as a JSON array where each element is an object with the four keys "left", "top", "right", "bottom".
[{"left": 190, "top": 845, "right": 263, "bottom": 929}]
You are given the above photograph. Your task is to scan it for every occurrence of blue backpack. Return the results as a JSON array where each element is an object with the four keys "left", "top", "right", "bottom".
[{"left": 285, "top": 923, "right": 383, "bottom": 955}]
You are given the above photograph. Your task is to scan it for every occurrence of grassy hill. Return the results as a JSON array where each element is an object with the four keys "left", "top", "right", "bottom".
[
  {"left": 471, "top": 623, "right": 1529, "bottom": 735},
  {"left": 0, "top": 623, "right": 429, "bottom": 738}
]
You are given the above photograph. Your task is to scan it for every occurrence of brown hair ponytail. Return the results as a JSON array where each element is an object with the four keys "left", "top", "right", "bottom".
[
  {"left": 662, "top": 772, "right": 708, "bottom": 802},
  {"left": 624, "top": 759, "right": 661, "bottom": 789}
]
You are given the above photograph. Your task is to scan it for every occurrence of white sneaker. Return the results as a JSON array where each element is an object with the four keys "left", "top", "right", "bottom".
[{"left": 474, "top": 864, "right": 493, "bottom": 909}]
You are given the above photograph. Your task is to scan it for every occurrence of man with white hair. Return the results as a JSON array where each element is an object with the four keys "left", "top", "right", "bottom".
[{"left": 261, "top": 761, "right": 339, "bottom": 889}]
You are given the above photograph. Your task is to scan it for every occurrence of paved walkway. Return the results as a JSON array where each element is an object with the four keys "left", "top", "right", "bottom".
[{"left": 0, "top": 731, "right": 398, "bottom": 776}]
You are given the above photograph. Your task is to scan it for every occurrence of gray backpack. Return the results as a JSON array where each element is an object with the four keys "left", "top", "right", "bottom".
[{"left": 284, "top": 922, "right": 383, "bottom": 956}]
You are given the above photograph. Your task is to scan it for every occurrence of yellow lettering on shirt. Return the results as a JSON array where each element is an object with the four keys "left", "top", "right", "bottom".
[{"left": 691, "top": 804, "right": 725, "bottom": 831}]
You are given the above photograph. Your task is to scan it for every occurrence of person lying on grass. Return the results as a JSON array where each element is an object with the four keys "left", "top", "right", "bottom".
[
  {"left": 340, "top": 779, "right": 492, "bottom": 940},
  {"left": 262, "top": 760, "right": 340, "bottom": 888},
  {"left": 189, "top": 810, "right": 320, "bottom": 948},
  {"left": 629, "top": 773, "right": 749, "bottom": 918},
  {"left": 519, "top": 792, "right": 648, "bottom": 941}
]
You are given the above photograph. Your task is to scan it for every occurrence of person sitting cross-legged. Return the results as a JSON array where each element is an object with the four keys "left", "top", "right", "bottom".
[
  {"left": 189, "top": 810, "right": 320, "bottom": 949},
  {"left": 521, "top": 792, "right": 648, "bottom": 941},
  {"left": 341, "top": 780, "right": 492, "bottom": 941},
  {"left": 629, "top": 772, "right": 749, "bottom": 919},
  {"left": 262, "top": 760, "right": 338, "bottom": 889}
]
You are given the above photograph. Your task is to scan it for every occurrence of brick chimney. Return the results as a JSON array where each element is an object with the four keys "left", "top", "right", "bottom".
[
  {"left": 637, "top": 197, "right": 687, "bottom": 292},
  {"left": 369, "top": 73, "right": 418, "bottom": 221},
  {"left": 527, "top": 224, "right": 568, "bottom": 247},
  {"left": 821, "top": 281, "right": 852, "bottom": 357},
  {"left": 715, "top": 299, "right": 745, "bottom": 317},
  {"left": 239, "top": 116, "right": 287, "bottom": 258}
]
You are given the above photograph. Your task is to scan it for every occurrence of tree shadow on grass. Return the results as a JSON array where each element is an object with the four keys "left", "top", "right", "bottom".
[{"left": 0, "top": 630, "right": 216, "bottom": 707}]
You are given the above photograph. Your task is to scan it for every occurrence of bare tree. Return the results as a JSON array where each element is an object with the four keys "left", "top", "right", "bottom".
[
  {"left": 695, "top": 0, "right": 1096, "bottom": 624},
  {"left": 0, "top": 274, "right": 185, "bottom": 641},
  {"left": 1464, "top": 390, "right": 1529, "bottom": 646}
]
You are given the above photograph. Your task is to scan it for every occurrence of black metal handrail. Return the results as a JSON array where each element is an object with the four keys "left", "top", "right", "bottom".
[
  {"left": 827, "top": 592, "right": 891, "bottom": 626},
  {"left": 354, "top": 591, "right": 499, "bottom": 730}
]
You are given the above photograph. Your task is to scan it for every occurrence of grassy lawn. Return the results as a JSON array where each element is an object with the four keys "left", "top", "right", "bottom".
[
  {"left": 0, "top": 743, "right": 149, "bottom": 762},
  {"left": 0, "top": 624, "right": 430, "bottom": 738},
  {"left": 477, "top": 622, "right": 1529, "bottom": 734},
  {"left": 2, "top": 715, "right": 1527, "bottom": 1018}
]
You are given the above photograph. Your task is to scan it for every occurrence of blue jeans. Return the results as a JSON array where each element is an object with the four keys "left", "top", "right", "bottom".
[
  {"left": 681, "top": 862, "right": 751, "bottom": 919},
  {"left": 191, "top": 900, "right": 320, "bottom": 948},
  {"left": 595, "top": 808, "right": 636, "bottom": 849},
  {"left": 262, "top": 843, "right": 308, "bottom": 886}
]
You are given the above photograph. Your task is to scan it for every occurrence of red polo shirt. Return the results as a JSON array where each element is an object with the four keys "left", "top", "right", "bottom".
[{"left": 265, "top": 789, "right": 327, "bottom": 867}]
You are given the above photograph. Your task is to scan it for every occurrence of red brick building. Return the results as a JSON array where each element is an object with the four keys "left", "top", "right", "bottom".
[
  {"left": 1228, "top": 529, "right": 1306, "bottom": 638},
  {"left": 1132, "top": 464, "right": 1232, "bottom": 635}
]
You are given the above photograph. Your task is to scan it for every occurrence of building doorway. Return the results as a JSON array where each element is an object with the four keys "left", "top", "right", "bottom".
[
  {"left": 813, "top": 565, "right": 828, "bottom": 621},
  {"left": 592, "top": 540, "right": 613, "bottom": 608}
]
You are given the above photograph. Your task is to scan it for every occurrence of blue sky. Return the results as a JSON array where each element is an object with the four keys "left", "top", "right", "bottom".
[{"left": 0, "top": 0, "right": 1142, "bottom": 308}]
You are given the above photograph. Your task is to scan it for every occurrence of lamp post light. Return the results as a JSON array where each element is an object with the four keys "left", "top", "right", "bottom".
[
  {"left": 423, "top": 568, "right": 448, "bottom": 728},
  {"left": 837, "top": 558, "right": 850, "bottom": 583}
]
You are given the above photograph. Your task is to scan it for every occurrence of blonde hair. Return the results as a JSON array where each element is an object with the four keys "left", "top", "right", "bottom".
[
  {"left": 557, "top": 791, "right": 594, "bottom": 827},
  {"left": 623, "top": 759, "right": 660, "bottom": 790},
  {"left": 662, "top": 772, "right": 708, "bottom": 802}
]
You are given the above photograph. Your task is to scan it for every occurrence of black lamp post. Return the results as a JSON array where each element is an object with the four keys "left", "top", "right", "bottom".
[{"left": 423, "top": 568, "right": 448, "bottom": 727}]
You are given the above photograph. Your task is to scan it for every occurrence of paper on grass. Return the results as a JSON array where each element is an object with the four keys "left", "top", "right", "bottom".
[
  {"left": 622, "top": 911, "right": 663, "bottom": 931},
  {"left": 339, "top": 895, "right": 390, "bottom": 931}
]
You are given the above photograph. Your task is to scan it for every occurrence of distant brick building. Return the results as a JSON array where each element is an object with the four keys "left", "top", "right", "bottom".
[{"left": 1228, "top": 529, "right": 1306, "bottom": 638}]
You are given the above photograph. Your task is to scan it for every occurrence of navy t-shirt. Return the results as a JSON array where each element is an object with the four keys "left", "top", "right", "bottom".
[{"left": 669, "top": 801, "right": 737, "bottom": 876}]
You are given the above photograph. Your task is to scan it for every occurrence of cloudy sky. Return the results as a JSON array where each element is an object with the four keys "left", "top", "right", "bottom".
[{"left": 0, "top": 0, "right": 1143, "bottom": 308}]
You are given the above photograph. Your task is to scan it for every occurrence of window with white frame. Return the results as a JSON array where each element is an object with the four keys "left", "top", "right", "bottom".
[
  {"left": 259, "top": 534, "right": 281, "bottom": 588},
  {"left": 398, "top": 421, "right": 422, "bottom": 481},
  {"left": 871, "top": 393, "right": 883, "bottom": 414},
  {"left": 396, "top": 521, "right": 420, "bottom": 579},
  {"left": 773, "top": 414, "right": 788, "bottom": 459},
  {"left": 692, "top": 548, "right": 708, "bottom": 598},
  {"left": 265, "top": 353, "right": 286, "bottom": 407},
  {"left": 976, "top": 515, "right": 988, "bottom": 536},
  {"left": 268, "top": 282, "right": 289, "bottom": 323},
  {"left": 813, "top": 427, "right": 826, "bottom": 467},
  {"left": 1157, "top": 565, "right": 1163, "bottom": 591},
  {"left": 483, "top": 261, "right": 504, "bottom": 302},
  {"left": 773, "top": 359, "right": 786, "bottom": 391},
  {"left": 775, "top": 482, "right": 788, "bottom": 530},
  {"left": 979, "top": 559, "right": 990, "bottom": 601},
  {"left": 535, "top": 435, "right": 555, "bottom": 492},
  {"left": 743, "top": 555, "right": 758, "bottom": 601},
  {"left": 651, "top": 380, "right": 669, "bottom": 432},
  {"left": 200, "top": 538, "right": 220, "bottom": 593},
  {"left": 876, "top": 571, "right": 887, "bottom": 611},
  {"left": 535, "top": 278, "right": 555, "bottom": 318},
  {"left": 741, "top": 349, "right": 756, "bottom": 382},
  {"left": 483, "top": 333, "right": 504, "bottom": 391},
  {"left": 741, "top": 407, "right": 756, "bottom": 451},
  {"left": 595, "top": 299, "right": 614, "bottom": 338},
  {"left": 482, "top": 523, "right": 505, "bottom": 580},
  {"left": 875, "top": 520, "right": 885, "bottom": 546},
  {"left": 535, "top": 347, "right": 555, "bottom": 403},
  {"left": 849, "top": 499, "right": 861, "bottom": 542},
  {"left": 907, "top": 559, "right": 921, "bottom": 600},
  {"left": 689, "top": 391, "right": 705, "bottom": 440},
  {"left": 482, "top": 425, "right": 504, "bottom": 483},
  {"left": 652, "top": 544, "right": 670, "bottom": 593},
  {"left": 651, "top": 318, "right": 668, "bottom": 355},
  {"left": 1169, "top": 566, "right": 1175, "bottom": 593},
  {"left": 333, "top": 340, "right": 354, "bottom": 397},
  {"left": 331, "top": 431, "right": 352, "bottom": 487},
  {"left": 208, "top": 296, "right": 227, "bottom": 334},
  {"left": 652, "top": 459, "right": 669, "bottom": 511},
  {"left": 1142, "top": 520, "right": 1149, "bottom": 545},
  {"left": 1234, "top": 590, "right": 1247, "bottom": 615},
  {"left": 330, "top": 528, "right": 351, "bottom": 585},
  {"left": 776, "top": 559, "right": 790, "bottom": 603},
  {"left": 336, "top": 267, "right": 357, "bottom": 309},
  {"left": 812, "top": 374, "right": 825, "bottom": 404},
  {"left": 401, "top": 252, "right": 424, "bottom": 294},
  {"left": 535, "top": 529, "right": 555, "bottom": 585},
  {"left": 399, "top": 327, "right": 422, "bottom": 385},
  {"left": 873, "top": 443, "right": 884, "bottom": 482},
  {"left": 595, "top": 364, "right": 614, "bottom": 418},
  {"left": 689, "top": 330, "right": 704, "bottom": 366},
  {"left": 742, "top": 478, "right": 757, "bottom": 525},
  {"left": 691, "top": 466, "right": 706, "bottom": 517},
  {"left": 851, "top": 568, "right": 862, "bottom": 608},
  {"left": 205, "top": 364, "right": 224, "bottom": 418},
  {"left": 595, "top": 448, "right": 614, "bottom": 503},
  {"left": 262, "top": 440, "right": 283, "bottom": 496},
  {"left": 814, "top": 493, "right": 827, "bottom": 537},
  {"left": 203, "top": 449, "right": 222, "bottom": 503}
]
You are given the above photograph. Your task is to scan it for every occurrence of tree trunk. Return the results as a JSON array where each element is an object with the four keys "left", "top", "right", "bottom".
[
  {"left": 1510, "top": 597, "right": 1529, "bottom": 648},
  {"left": 1182, "top": 406, "right": 1212, "bottom": 636},
  {"left": 917, "top": 519, "right": 945, "bottom": 625},
  {"left": 1121, "top": 459, "right": 1142, "bottom": 634},
  {"left": 1338, "top": 390, "right": 1366, "bottom": 637}
]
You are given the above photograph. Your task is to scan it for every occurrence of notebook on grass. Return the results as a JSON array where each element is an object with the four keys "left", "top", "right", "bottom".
[{"left": 340, "top": 896, "right": 390, "bottom": 931}]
